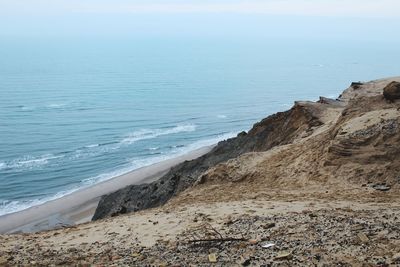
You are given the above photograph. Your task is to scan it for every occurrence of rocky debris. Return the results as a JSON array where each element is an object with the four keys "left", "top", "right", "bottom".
[
  {"left": 93, "top": 101, "right": 325, "bottom": 220},
  {"left": 318, "top": 96, "right": 345, "bottom": 106},
  {"left": 4, "top": 208, "right": 399, "bottom": 266},
  {"left": 383, "top": 81, "right": 400, "bottom": 101},
  {"left": 372, "top": 183, "right": 391, "bottom": 192}
]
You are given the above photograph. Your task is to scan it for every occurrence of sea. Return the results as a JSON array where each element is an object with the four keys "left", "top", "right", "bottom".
[{"left": 0, "top": 37, "right": 399, "bottom": 216}]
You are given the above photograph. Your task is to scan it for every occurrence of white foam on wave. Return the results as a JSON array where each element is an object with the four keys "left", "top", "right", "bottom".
[
  {"left": 217, "top": 114, "right": 227, "bottom": 119},
  {"left": 0, "top": 154, "right": 64, "bottom": 172},
  {"left": 82, "top": 131, "right": 236, "bottom": 186},
  {"left": 20, "top": 105, "right": 35, "bottom": 111},
  {"left": 127, "top": 132, "right": 237, "bottom": 173},
  {"left": 44, "top": 125, "right": 197, "bottom": 162},
  {"left": 0, "top": 186, "right": 82, "bottom": 217},
  {"left": 84, "top": 144, "right": 100, "bottom": 148},
  {"left": 121, "top": 124, "right": 196, "bottom": 145},
  {"left": 46, "top": 103, "right": 67, "bottom": 109}
]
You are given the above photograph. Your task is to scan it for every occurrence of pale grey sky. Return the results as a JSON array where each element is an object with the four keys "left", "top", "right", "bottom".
[
  {"left": 1, "top": 0, "right": 400, "bottom": 17},
  {"left": 1, "top": 0, "right": 399, "bottom": 39}
]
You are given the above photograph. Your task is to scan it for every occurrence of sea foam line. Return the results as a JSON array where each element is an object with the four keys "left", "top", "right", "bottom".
[
  {"left": 0, "top": 154, "right": 64, "bottom": 172},
  {"left": 121, "top": 124, "right": 196, "bottom": 145}
]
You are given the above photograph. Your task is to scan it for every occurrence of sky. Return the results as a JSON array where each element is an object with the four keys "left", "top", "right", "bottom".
[
  {"left": 0, "top": 0, "right": 400, "bottom": 40},
  {"left": 1, "top": 0, "right": 400, "bottom": 17}
]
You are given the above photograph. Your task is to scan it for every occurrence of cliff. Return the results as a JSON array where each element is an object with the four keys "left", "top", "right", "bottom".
[{"left": 93, "top": 77, "right": 400, "bottom": 220}]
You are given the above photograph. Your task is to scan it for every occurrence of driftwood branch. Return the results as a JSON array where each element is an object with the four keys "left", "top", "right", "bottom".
[
  {"left": 188, "top": 237, "right": 246, "bottom": 244},
  {"left": 184, "top": 222, "right": 248, "bottom": 246}
]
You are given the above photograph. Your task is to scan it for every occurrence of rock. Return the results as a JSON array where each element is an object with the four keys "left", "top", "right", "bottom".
[
  {"left": 383, "top": 81, "right": 400, "bottom": 101},
  {"left": 275, "top": 251, "right": 292, "bottom": 260},
  {"left": 262, "top": 222, "right": 276, "bottom": 229},
  {"left": 208, "top": 253, "right": 217, "bottom": 263},
  {"left": 351, "top": 82, "right": 363, "bottom": 89},
  {"left": 357, "top": 233, "right": 369, "bottom": 243},
  {"left": 248, "top": 239, "right": 259, "bottom": 245},
  {"left": 372, "top": 183, "right": 391, "bottom": 192},
  {"left": 392, "top": 253, "right": 400, "bottom": 263},
  {"left": 318, "top": 97, "right": 345, "bottom": 106},
  {"left": 240, "top": 258, "right": 251, "bottom": 266},
  {"left": 350, "top": 225, "right": 365, "bottom": 231},
  {"left": 0, "top": 257, "right": 7, "bottom": 265}
]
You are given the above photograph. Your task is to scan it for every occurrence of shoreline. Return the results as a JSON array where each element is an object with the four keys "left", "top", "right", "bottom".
[{"left": 0, "top": 145, "right": 213, "bottom": 234}]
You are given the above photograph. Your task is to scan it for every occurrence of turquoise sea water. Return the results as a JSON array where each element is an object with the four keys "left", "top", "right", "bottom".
[{"left": 0, "top": 38, "right": 399, "bottom": 216}]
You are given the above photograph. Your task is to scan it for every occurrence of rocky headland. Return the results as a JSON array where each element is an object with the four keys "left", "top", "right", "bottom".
[{"left": 1, "top": 77, "right": 400, "bottom": 266}]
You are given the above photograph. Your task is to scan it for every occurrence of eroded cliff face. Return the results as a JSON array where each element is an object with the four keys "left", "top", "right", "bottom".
[
  {"left": 195, "top": 78, "right": 400, "bottom": 194},
  {"left": 92, "top": 93, "right": 325, "bottom": 220},
  {"left": 93, "top": 77, "right": 400, "bottom": 220}
]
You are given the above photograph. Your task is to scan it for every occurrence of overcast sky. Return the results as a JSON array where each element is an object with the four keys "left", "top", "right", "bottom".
[
  {"left": 1, "top": 0, "right": 399, "bottom": 39},
  {"left": 1, "top": 0, "right": 400, "bottom": 17}
]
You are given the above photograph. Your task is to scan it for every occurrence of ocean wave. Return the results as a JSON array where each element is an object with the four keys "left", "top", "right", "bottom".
[
  {"left": 121, "top": 124, "right": 196, "bottom": 145},
  {"left": 217, "top": 114, "right": 227, "bottom": 119},
  {"left": 46, "top": 103, "right": 67, "bottom": 109},
  {"left": 84, "top": 144, "right": 100, "bottom": 148},
  {"left": 0, "top": 187, "right": 81, "bottom": 217},
  {"left": 0, "top": 154, "right": 63, "bottom": 172},
  {"left": 82, "top": 131, "right": 236, "bottom": 186},
  {"left": 128, "top": 132, "right": 237, "bottom": 171}
]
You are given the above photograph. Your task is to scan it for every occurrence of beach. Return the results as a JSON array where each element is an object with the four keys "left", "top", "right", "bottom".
[{"left": 0, "top": 146, "right": 213, "bottom": 234}]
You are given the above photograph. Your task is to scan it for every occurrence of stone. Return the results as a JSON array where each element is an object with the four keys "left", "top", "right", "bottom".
[
  {"left": 372, "top": 183, "right": 391, "bottom": 192},
  {"left": 350, "top": 225, "right": 365, "bottom": 231},
  {"left": 208, "top": 253, "right": 217, "bottom": 263},
  {"left": 240, "top": 258, "right": 251, "bottom": 266},
  {"left": 392, "top": 253, "right": 400, "bottom": 263},
  {"left": 383, "top": 81, "right": 400, "bottom": 101},
  {"left": 262, "top": 222, "right": 276, "bottom": 229},
  {"left": 0, "top": 257, "right": 8, "bottom": 265},
  {"left": 357, "top": 233, "right": 369, "bottom": 243},
  {"left": 275, "top": 251, "right": 293, "bottom": 260},
  {"left": 351, "top": 82, "right": 363, "bottom": 89},
  {"left": 248, "top": 239, "right": 259, "bottom": 245}
]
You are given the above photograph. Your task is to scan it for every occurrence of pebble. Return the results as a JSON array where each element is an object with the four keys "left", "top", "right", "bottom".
[{"left": 208, "top": 253, "right": 217, "bottom": 263}]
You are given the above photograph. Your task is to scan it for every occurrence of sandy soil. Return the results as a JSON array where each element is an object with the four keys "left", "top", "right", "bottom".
[{"left": 0, "top": 191, "right": 399, "bottom": 266}]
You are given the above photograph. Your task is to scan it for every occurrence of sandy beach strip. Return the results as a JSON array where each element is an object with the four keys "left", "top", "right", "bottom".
[{"left": 0, "top": 145, "right": 213, "bottom": 234}]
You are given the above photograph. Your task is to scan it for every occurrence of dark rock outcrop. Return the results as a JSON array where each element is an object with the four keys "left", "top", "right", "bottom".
[
  {"left": 383, "top": 81, "right": 400, "bottom": 101},
  {"left": 351, "top": 82, "right": 363, "bottom": 90},
  {"left": 92, "top": 102, "right": 324, "bottom": 220}
]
